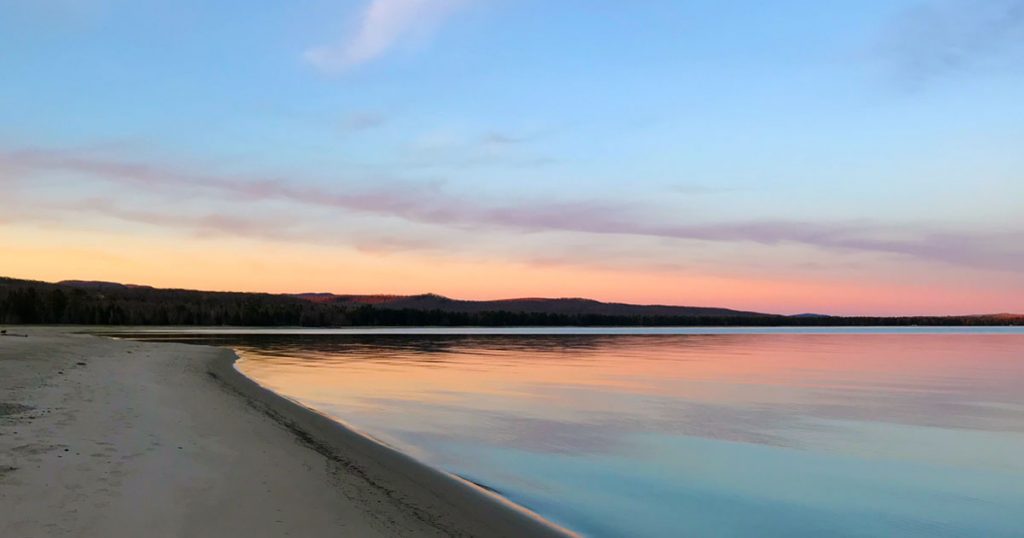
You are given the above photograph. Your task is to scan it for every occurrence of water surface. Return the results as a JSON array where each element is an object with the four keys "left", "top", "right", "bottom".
[{"left": 118, "top": 328, "right": 1024, "bottom": 537}]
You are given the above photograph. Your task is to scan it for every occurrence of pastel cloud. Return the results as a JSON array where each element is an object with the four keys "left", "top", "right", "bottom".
[
  {"left": 3, "top": 147, "right": 1022, "bottom": 274},
  {"left": 342, "top": 112, "right": 388, "bottom": 132},
  {"left": 303, "top": 0, "right": 469, "bottom": 73},
  {"left": 883, "top": 0, "right": 1024, "bottom": 87},
  {"left": 70, "top": 198, "right": 302, "bottom": 242}
]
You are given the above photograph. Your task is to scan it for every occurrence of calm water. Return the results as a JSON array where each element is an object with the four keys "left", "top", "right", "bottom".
[{"left": 118, "top": 328, "right": 1024, "bottom": 537}]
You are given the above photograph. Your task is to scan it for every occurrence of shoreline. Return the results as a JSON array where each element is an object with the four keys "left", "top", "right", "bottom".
[
  {"left": 0, "top": 327, "right": 571, "bottom": 537},
  {"left": 209, "top": 345, "right": 572, "bottom": 537},
  {"left": 93, "top": 324, "right": 1024, "bottom": 335}
]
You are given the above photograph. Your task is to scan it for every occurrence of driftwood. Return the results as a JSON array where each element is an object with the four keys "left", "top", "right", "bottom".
[{"left": 0, "top": 330, "right": 29, "bottom": 338}]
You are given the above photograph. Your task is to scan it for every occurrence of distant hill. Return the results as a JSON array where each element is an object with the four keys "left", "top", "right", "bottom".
[
  {"left": 1, "top": 277, "right": 1021, "bottom": 327},
  {"left": 292, "top": 293, "right": 767, "bottom": 318},
  {"left": 789, "top": 313, "right": 832, "bottom": 318},
  {"left": 985, "top": 313, "right": 1024, "bottom": 321},
  {"left": 58, "top": 280, "right": 154, "bottom": 290}
]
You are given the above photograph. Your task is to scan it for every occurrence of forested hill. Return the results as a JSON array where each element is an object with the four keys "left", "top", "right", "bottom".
[
  {"left": 292, "top": 293, "right": 765, "bottom": 317},
  {"left": 0, "top": 277, "right": 1021, "bottom": 327}
]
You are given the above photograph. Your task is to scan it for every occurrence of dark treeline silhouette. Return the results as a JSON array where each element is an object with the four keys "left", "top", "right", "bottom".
[
  {"left": 1, "top": 277, "right": 1020, "bottom": 327},
  {"left": 1, "top": 278, "right": 348, "bottom": 326}
]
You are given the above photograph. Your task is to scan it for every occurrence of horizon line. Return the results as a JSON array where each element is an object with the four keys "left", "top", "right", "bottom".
[{"left": 7, "top": 276, "right": 1021, "bottom": 320}]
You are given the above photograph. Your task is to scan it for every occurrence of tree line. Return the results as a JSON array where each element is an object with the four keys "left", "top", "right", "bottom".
[{"left": 1, "top": 277, "right": 1019, "bottom": 327}]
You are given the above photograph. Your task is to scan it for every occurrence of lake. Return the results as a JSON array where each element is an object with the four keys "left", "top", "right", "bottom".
[{"left": 117, "top": 328, "right": 1024, "bottom": 537}]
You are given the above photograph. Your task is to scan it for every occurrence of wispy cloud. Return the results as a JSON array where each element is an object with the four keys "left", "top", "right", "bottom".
[
  {"left": 342, "top": 112, "right": 388, "bottom": 132},
  {"left": 0, "top": 147, "right": 448, "bottom": 218},
  {"left": 882, "top": 0, "right": 1024, "bottom": 88},
  {"left": 480, "top": 132, "right": 529, "bottom": 146},
  {"left": 304, "top": 0, "right": 470, "bottom": 74},
  {"left": 669, "top": 182, "right": 738, "bottom": 195},
  {"left": 72, "top": 198, "right": 302, "bottom": 242},
  {"left": 3, "top": 147, "right": 1022, "bottom": 273},
  {"left": 397, "top": 128, "right": 555, "bottom": 170}
]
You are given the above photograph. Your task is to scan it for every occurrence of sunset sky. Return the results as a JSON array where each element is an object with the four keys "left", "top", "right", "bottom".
[{"left": 2, "top": 0, "right": 1023, "bottom": 315}]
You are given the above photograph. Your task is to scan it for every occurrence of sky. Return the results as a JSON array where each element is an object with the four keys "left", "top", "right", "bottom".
[{"left": 1, "top": 0, "right": 1022, "bottom": 315}]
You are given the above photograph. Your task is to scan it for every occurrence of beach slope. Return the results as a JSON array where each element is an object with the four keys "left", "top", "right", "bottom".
[{"left": 0, "top": 329, "right": 569, "bottom": 537}]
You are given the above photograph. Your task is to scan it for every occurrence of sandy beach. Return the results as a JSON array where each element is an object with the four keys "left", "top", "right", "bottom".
[{"left": 0, "top": 328, "right": 570, "bottom": 538}]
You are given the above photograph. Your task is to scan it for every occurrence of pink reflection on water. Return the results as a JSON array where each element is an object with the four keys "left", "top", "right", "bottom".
[{"left": 237, "top": 334, "right": 1024, "bottom": 447}]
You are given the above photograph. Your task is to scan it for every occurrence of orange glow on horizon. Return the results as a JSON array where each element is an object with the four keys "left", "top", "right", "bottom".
[{"left": 2, "top": 222, "right": 1020, "bottom": 316}]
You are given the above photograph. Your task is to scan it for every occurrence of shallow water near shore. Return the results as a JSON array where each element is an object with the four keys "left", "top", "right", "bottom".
[{"left": 116, "top": 328, "right": 1024, "bottom": 537}]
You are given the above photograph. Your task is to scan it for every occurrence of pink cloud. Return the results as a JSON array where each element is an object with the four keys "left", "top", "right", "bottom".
[
  {"left": 303, "top": 0, "right": 470, "bottom": 74},
  {"left": 3, "top": 147, "right": 1023, "bottom": 274}
]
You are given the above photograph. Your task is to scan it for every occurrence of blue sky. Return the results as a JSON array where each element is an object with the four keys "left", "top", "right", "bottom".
[{"left": 1, "top": 0, "right": 1023, "bottom": 314}]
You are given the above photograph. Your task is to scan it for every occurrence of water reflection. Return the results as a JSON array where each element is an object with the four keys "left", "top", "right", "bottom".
[{"left": 118, "top": 331, "right": 1024, "bottom": 537}]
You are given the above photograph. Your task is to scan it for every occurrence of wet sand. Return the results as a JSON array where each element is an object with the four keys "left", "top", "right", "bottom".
[{"left": 0, "top": 328, "right": 570, "bottom": 537}]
